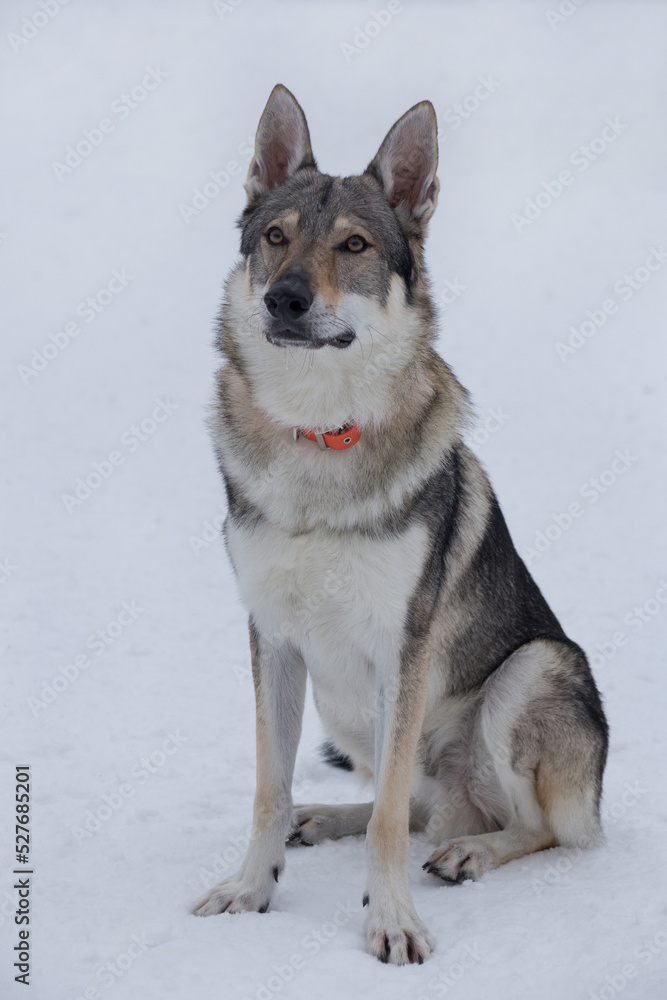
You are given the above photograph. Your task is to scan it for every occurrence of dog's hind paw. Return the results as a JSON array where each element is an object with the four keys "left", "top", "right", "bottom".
[
  {"left": 423, "top": 837, "right": 495, "bottom": 884},
  {"left": 191, "top": 875, "right": 272, "bottom": 917},
  {"left": 287, "top": 806, "right": 330, "bottom": 846},
  {"left": 287, "top": 802, "right": 372, "bottom": 845}
]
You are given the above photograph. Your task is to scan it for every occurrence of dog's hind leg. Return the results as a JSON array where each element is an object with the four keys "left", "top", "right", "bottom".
[
  {"left": 424, "top": 638, "right": 607, "bottom": 884},
  {"left": 287, "top": 800, "right": 427, "bottom": 846},
  {"left": 287, "top": 802, "right": 374, "bottom": 845},
  {"left": 423, "top": 782, "right": 556, "bottom": 882}
]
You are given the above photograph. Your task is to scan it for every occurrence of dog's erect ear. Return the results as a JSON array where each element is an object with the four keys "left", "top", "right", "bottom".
[
  {"left": 366, "top": 102, "right": 439, "bottom": 226},
  {"left": 245, "top": 84, "right": 316, "bottom": 203}
]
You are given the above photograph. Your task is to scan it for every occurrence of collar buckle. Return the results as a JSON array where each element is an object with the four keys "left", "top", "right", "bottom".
[{"left": 293, "top": 422, "right": 362, "bottom": 451}]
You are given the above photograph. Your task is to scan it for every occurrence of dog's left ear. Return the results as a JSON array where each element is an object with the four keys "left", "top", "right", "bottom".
[
  {"left": 366, "top": 101, "right": 439, "bottom": 227},
  {"left": 245, "top": 84, "right": 316, "bottom": 203}
]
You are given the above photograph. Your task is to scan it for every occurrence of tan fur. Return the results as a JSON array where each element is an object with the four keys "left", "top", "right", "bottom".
[
  {"left": 193, "top": 85, "right": 607, "bottom": 968},
  {"left": 248, "top": 621, "right": 276, "bottom": 833},
  {"left": 367, "top": 645, "right": 430, "bottom": 868}
]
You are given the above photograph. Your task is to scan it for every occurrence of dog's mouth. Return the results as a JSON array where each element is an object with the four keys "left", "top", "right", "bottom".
[{"left": 266, "top": 328, "right": 356, "bottom": 350}]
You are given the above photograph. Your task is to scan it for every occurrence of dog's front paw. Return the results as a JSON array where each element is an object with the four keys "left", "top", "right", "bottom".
[
  {"left": 191, "top": 874, "right": 273, "bottom": 917},
  {"left": 423, "top": 837, "right": 495, "bottom": 884},
  {"left": 366, "top": 902, "right": 435, "bottom": 965}
]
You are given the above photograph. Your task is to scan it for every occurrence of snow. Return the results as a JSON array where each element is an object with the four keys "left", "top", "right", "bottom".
[{"left": 2, "top": 1, "right": 667, "bottom": 997}]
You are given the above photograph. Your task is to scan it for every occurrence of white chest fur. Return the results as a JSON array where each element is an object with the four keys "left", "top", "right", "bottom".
[{"left": 226, "top": 518, "right": 429, "bottom": 748}]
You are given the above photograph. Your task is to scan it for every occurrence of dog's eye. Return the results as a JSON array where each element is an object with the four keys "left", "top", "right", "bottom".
[
  {"left": 345, "top": 235, "right": 367, "bottom": 253},
  {"left": 266, "top": 227, "right": 286, "bottom": 245}
]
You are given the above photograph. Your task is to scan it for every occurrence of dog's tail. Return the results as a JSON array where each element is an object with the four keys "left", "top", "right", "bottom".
[{"left": 319, "top": 739, "right": 354, "bottom": 771}]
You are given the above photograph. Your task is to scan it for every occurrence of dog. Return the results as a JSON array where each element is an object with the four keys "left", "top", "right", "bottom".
[{"left": 192, "top": 84, "right": 608, "bottom": 965}]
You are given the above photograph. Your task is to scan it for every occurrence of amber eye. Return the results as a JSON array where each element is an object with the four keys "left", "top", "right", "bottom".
[
  {"left": 266, "top": 227, "right": 286, "bottom": 245},
  {"left": 346, "top": 235, "right": 367, "bottom": 253}
]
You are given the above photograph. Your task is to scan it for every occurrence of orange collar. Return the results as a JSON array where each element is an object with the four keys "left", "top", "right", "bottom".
[{"left": 293, "top": 421, "right": 362, "bottom": 451}]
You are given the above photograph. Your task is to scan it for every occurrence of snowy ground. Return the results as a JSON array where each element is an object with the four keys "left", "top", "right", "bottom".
[{"left": 2, "top": 1, "right": 667, "bottom": 997}]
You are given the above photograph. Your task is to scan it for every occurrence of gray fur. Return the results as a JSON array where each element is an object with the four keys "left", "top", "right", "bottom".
[{"left": 193, "top": 85, "right": 608, "bottom": 966}]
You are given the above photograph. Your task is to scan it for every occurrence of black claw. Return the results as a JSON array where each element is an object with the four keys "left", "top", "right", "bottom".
[
  {"left": 362, "top": 893, "right": 369, "bottom": 907},
  {"left": 258, "top": 903, "right": 269, "bottom": 914},
  {"left": 286, "top": 831, "right": 313, "bottom": 847},
  {"left": 418, "top": 955, "right": 424, "bottom": 965},
  {"left": 422, "top": 861, "right": 430, "bottom": 871},
  {"left": 272, "top": 866, "right": 280, "bottom": 883},
  {"left": 427, "top": 866, "right": 458, "bottom": 883}
]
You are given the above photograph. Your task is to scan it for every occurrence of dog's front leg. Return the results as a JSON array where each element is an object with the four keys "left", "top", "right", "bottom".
[
  {"left": 365, "top": 639, "right": 434, "bottom": 964},
  {"left": 192, "top": 620, "right": 306, "bottom": 917}
]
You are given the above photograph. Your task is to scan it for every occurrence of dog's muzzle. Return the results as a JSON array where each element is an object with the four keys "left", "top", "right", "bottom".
[{"left": 263, "top": 274, "right": 355, "bottom": 349}]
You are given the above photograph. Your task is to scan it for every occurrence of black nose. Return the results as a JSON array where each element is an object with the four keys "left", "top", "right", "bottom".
[{"left": 264, "top": 274, "right": 313, "bottom": 323}]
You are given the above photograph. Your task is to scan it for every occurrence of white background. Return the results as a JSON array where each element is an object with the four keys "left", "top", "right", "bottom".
[{"left": 2, "top": 1, "right": 666, "bottom": 998}]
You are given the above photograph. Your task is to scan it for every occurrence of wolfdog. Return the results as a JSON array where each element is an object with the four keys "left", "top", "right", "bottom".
[{"left": 192, "top": 85, "right": 608, "bottom": 965}]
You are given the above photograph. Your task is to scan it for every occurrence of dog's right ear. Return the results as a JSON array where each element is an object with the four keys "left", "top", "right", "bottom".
[{"left": 245, "top": 84, "right": 316, "bottom": 203}]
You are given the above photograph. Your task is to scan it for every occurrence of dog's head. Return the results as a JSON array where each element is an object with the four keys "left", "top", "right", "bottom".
[{"left": 220, "top": 85, "right": 440, "bottom": 429}]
